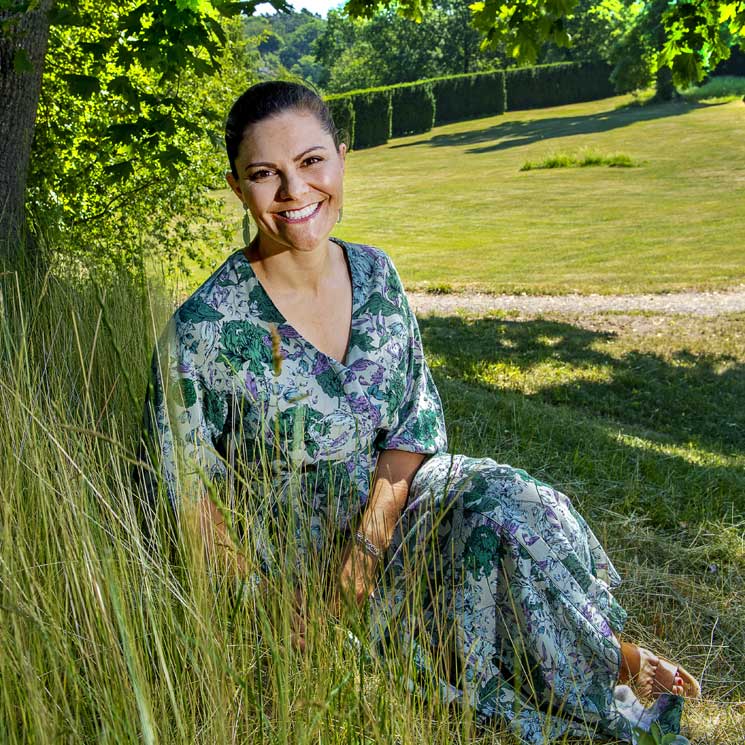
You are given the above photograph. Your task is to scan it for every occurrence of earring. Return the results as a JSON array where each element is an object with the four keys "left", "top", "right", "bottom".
[
  {"left": 242, "top": 205, "right": 251, "bottom": 247},
  {"left": 337, "top": 207, "right": 343, "bottom": 224}
]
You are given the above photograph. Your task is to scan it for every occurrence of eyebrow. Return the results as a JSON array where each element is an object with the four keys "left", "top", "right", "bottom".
[{"left": 243, "top": 145, "right": 328, "bottom": 172}]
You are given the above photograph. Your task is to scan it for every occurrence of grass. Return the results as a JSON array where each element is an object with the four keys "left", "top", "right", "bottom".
[
  {"left": 681, "top": 75, "right": 745, "bottom": 104},
  {"left": 198, "top": 83, "right": 745, "bottom": 296},
  {"left": 3, "top": 84, "right": 745, "bottom": 743},
  {"left": 520, "top": 149, "right": 639, "bottom": 170},
  {"left": 2, "top": 256, "right": 743, "bottom": 743},
  {"left": 520, "top": 150, "right": 639, "bottom": 171}
]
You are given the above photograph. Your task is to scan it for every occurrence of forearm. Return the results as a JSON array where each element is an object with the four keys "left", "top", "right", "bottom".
[
  {"left": 359, "top": 449, "right": 426, "bottom": 552},
  {"left": 335, "top": 449, "right": 425, "bottom": 609}
]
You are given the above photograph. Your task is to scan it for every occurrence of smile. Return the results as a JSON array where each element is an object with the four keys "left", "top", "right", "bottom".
[{"left": 276, "top": 202, "right": 323, "bottom": 222}]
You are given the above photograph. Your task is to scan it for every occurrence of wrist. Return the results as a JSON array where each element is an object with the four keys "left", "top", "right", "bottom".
[{"left": 354, "top": 530, "right": 383, "bottom": 562}]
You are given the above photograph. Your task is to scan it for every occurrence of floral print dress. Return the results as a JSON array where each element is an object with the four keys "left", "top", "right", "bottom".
[{"left": 143, "top": 237, "right": 684, "bottom": 744}]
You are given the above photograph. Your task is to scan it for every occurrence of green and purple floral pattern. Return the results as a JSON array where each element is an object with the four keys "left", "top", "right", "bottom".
[{"left": 143, "top": 238, "right": 684, "bottom": 744}]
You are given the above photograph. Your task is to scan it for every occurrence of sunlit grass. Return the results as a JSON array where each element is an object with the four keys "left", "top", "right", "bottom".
[
  {"left": 1, "top": 254, "right": 743, "bottom": 742},
  {"left": 681, "top": 75, "right": 745, "bottom": 103},
  {"left": 520, "top": 149, "right": 639, "bottom": 170},
  {"left": 198, "top": 85, "right": 745, "bottom": 295}
]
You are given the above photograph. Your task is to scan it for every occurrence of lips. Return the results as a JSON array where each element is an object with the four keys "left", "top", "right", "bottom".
[{"left": 275, "top": 201, "right": 323, "bottom": 223}]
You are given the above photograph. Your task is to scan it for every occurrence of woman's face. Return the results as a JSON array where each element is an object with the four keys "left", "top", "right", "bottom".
[{"left": 226, "top": 108, "right": 346, "bottom": 254}]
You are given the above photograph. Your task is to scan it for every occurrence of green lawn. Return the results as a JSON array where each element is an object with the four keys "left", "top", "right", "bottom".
[
  {"left": 423, "top": 307, "right": 745, "bottom": 742},
  {"left": 3, "top": 268, "right": 741, "bottom": 744},
  {"left": 205, "top": 92, "right": 745, "bottom": 295},
  {"left": 3, "top": 89, "right": 744, "bottom": 745}
]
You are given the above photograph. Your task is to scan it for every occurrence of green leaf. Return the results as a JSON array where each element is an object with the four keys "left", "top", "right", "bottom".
[
  {"left": 79, "top": 41, "right": 112, "bottom": 57},
  {"left": 108, "top": 76, "right": 140, "bottom": 106},
  {"left": 158, "top": 146, "right": 188, "bottom": 165},
  {"left": 12, "top": 48, "right": 33, "bottom": 73},
  {"left": 48, "top": 6, "right": 88, "bottom": 26},
  {"left": 0, "top": 1, "right": 31, "bottom": 12},
  {"left": 104, "top": 160, "right": 135, "bottom": 182},
  {"left": 213, "top": 0, "right": 260, "bottom": 17},
  {"left": 106, "top": 122, "right": 143, "bottom": 144},
  {"left": 62, "top": 74, "right": 101, "bottom": 99}
]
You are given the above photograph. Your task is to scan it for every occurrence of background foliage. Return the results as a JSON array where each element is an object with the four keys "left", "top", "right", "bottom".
[{"left": 26, "top": 2, "right": 268, "bottom": 275}]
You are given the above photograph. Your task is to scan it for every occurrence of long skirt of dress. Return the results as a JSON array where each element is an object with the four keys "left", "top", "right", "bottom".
[{"left": 367, "top": 453, "right": 684, "bottom": 744}]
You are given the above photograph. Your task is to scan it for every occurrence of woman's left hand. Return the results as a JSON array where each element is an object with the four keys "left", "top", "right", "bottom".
[
  {"left": 332, "top": 450, "right": 425, "bottom": 615},
  {"left": 334, "top": 539, "right": 379, "bottom": 611}
]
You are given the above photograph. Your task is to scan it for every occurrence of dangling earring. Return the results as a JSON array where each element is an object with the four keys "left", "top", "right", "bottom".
[
  {"left": 337, "top": 207, "right": 343, "bottom": 224},
  {"left": 242, "top": 205, "right": 251, "bottom": 247}
]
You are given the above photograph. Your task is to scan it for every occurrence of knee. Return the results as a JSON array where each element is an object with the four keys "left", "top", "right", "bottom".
[{"left": 448, "top": 456, "right": 543, "bottom": 513}]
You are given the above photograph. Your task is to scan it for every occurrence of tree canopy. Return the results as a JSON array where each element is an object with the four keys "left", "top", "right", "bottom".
[{"left": 344, "top": 0, "right": 745, "bottom": 87}]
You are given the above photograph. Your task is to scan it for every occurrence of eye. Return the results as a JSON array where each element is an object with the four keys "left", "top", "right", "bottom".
[
  {"left": 303, "top": 155, "right": 323, "bottom": 167},
  {"left": 248, "top": 168, "right": 275, "bottom": 182}
]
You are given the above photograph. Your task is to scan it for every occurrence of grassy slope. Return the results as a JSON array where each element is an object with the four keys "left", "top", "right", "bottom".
[
  {"left": 2, "top": 89, "right": 744, "bottom": 744},
  {"left": 424, "top": 308, "right": 745, "bottom": 741},
  {"left": 206, "top": 93, "right": 745, "bottom": 295}
]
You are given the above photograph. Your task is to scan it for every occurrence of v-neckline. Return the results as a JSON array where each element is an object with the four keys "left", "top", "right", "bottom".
[{"left": 238, "top": 236, "right": 356, "bottom": 368}]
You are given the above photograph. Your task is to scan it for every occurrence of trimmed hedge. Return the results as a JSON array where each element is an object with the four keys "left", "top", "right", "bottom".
[
  {"left": 325, "top": 95, "right": 355, "bottom": 149},
  {"left": 430, "top": 70, "right": 506, "bottom": 124},
  {"left": 505, "top": 61, "right": 614, "bottom": 111},
  {"left": 390, "top": 82, "right": 436, "bottom": 136},
  {"left": 345, "top": 89, "right": 392, "bottom": 149},
  {"left": 325, "top": 61, "right": 615, "bottom": 150}
]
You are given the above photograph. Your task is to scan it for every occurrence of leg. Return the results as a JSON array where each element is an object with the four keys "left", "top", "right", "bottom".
[{"left": 374, "top": 453, "right": 686, "bottom": 743}]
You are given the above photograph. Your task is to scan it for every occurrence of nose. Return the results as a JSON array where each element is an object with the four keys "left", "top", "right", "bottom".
[{"left": 277, "top": 167, "right": 309, "bottom": 201}]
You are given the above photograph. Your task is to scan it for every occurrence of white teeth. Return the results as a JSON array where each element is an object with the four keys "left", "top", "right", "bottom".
[{"left": 281, "top": 203, "right": 319, "bottom": 219}]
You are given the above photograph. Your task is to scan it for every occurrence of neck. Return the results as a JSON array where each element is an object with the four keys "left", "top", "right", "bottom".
[{"left": 249, "top": 235, "right": 335, "bottom": 292}]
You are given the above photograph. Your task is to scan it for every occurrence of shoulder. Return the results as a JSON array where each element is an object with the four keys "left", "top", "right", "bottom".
[
  {"left": 173, "top": 249, "right": 255, "bottom": 330},
  {"left": 163, "top": 249, "right": 258, "bottom": 358},
  {"left": 334, "top": 237, "right": 402, "bottom": 289}
]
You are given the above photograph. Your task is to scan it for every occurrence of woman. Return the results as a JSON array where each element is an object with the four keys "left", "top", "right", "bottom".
[{"left": 143, "top": 81, "right": 699, "bottom": 743}]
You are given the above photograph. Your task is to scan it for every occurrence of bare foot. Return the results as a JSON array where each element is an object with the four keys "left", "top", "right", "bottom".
[{"left": 618, "top": 641, "right": 687, "bottom": 698}]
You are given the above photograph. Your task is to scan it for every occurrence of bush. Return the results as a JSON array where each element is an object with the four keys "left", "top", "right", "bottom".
[
  {"left": 390, "top": 82, "right": 436, "bottom": 136},
  {"left": 505, "top": 61, "right": 614, "bottom": 111},
  {"left": 325, "top": 95, "right": 356, "bottom": 148},
  {"left": 348, "top": 88, "right": 392, "bottom": 149},
  {"left": 430, "top": 70, "right": 506, "bottom": 124}
]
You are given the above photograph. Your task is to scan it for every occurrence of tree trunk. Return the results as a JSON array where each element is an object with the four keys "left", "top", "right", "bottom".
[
  {"left": 461, "top": 6, "right": 470, "bottom": 74},
  {"left": 0, "top": 1, "right": 53, "bottom": 263},
  {"left": 653, "top": 64, "right": 676, "bottom": 102}
]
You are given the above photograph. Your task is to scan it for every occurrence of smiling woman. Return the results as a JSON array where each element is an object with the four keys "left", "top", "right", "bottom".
[{"left": 141, "top": 80, "right": 699, "bottom": 744}]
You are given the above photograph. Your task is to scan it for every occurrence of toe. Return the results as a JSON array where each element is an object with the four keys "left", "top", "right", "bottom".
[{"left": 672, "top": 674, "right": 685, "bottom": 696}]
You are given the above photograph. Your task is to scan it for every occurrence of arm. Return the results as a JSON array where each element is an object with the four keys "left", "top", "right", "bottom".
[
  {"left": 142, "top": 318, "right": 244, "bottom": 575},
  {"left": 336, "top": 448, "right": 426, "bottom": 608}
]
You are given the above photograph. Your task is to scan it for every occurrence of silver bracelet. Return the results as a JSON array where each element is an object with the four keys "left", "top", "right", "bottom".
[{"left": 354, "top": 531, "right": 382, "bottom": 561}]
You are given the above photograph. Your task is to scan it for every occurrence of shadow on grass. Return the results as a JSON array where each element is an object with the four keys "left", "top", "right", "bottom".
[
  {"left": 391, "top": 100, "right": 722, "bottom": 155},
  {"left": 420, "top": 314, "right": 745, "bottom": 526},
  {"left": 420, "top": 314, "right": 743, "bottom": 456}
]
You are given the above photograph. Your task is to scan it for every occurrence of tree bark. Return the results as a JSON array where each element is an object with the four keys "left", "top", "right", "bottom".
[
  {"left": 653, "top": 64, "right": 676, "bottom": 102},
  {"left": 0, "top": 0, "right": 53, "bottom": 262}
]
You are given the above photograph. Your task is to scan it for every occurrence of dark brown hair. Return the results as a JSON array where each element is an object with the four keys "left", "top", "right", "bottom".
[{"left": 225, "top": 80, "right": 342, "bottom": 178}]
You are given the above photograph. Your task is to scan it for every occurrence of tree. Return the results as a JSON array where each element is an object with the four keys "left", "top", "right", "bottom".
[
  {"left": 343, "top": 0, "right": 745, "bottom": 91},
  {"left": 244, "top": 9, "right": 326, "bottom": 85},
  {"left": 0, "top": 0, "right": 286, "bottom": 265},
  {"left": 28, "top": 10, "right": 262, "bottom": 273},
  {"left": 0, "top": 0, "right": 54, "bottom": 256},
  {"left": 313, "top": 2, "right": 503, "bottom": 92}
]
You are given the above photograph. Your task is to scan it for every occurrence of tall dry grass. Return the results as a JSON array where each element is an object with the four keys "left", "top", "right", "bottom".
[{"left": 2, "top": 256, "right": 742, "bottom": 743}]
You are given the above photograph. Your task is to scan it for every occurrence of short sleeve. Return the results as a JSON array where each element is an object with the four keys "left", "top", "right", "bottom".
[
  {"left": 141, "top": 317, "right": 228, "bottom": 510},
  {"left": 378, "top": 263, "right": 448, "bottom": 454}
]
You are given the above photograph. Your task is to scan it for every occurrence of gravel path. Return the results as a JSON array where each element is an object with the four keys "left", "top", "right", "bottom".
[{"left": 408, "top": 286, "right": 745, "bottom": 317}]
